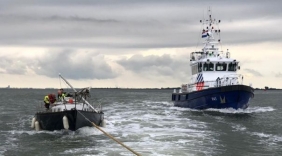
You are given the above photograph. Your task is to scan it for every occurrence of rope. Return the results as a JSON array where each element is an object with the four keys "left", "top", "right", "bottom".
[{"left": 77, "top": 111, "right": 141, "bottom": 156}]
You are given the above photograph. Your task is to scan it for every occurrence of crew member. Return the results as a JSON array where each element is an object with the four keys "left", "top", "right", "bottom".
[
  {"left": 58, "top": 89, "right": 66, "bottom": 101},
  {"left": 44, "top": 95, "right": 50, "bottom": 109},
  {"left": 44, "top": 94, "right": 56, "bottom": 110}
]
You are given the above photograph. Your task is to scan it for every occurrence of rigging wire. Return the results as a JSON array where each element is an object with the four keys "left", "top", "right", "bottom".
[
  {"left": 195, "top": 9, "right": 205, "bottom": 51},
  {"left": 215, "top": 14, "right": 223, "bottom": 52},
  {"left": 59, "top": 74, "right": 62, "bottom": 89},
  {"left": 195, "top": 25, "right": 203, "bottom": 51},
  {"left": 58, "top": 74, "right": 72, "bottom": 95}
]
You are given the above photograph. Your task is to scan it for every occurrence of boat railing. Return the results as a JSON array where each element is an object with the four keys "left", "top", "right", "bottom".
[
  {"left": 36, "top": 102, "right": 47, "bottom": 112},
  {"left": 181, "top": 74, "right": 243, "bottom": 93},
  {"left": 190, "top": 50, "right": 230, "bottom": 61},
  {"left": 96, "top": 102, "right": 102, "bottom": 113},
  {"left": 221, "top": 74, "right": 243, "bottom": 85},
  {"left": 90, "top": 99, "right": 103, "bottom": 113}
]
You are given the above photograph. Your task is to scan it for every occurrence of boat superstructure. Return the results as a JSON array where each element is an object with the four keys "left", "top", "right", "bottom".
[{"left": 172, "top": 9, "right": 254, "bottom": 109}]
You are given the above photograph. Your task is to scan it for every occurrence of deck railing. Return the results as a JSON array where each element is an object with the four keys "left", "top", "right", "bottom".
[{"left": 180, "top": 74, "right": 243, "bottom": 93}]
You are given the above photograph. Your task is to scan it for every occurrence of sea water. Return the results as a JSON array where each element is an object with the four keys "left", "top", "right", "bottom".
[{"left": 0, "top": 89, "right": 281, "bottom": 156}]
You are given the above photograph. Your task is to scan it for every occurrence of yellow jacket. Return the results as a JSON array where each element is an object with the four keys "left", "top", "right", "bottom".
[
  {"left": 59, "top": 93, "right": 66, "bottom": 101},
  {"left": 44, "top": 95, "right": 49, "bottom": 103}
]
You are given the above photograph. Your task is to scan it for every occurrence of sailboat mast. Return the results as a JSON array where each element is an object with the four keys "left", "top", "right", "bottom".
[
  {"left": 59, "top": 74, "right": 97, "bottom": 112},
  {"left": 59, "top": 74, "right": 77, "bottom": 92}
]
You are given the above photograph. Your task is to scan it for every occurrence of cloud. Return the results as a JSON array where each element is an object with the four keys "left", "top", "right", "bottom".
[
  {"left": 117, "top": 54, "right": 190, "bottom": 81},
  {"left": 275, "top": 72, "right": 282, "bottom": 78},
  {"left": 0, "top": 50, "right": 119, "bottom": 80},
  {"left": 0, "top": 56, "right": 29, "bottom": 75},
  {"left": 244, "top": 69, "right": 263, "bottom": 77},
  {"left": 0, "top": 0, "right": 281, "bottom": 49},
  {"left": 0, "top": 1, "right": 281, "bottom": 88},
  {"left": 34, "top": 50, "right": 119, "bottom": 80}
]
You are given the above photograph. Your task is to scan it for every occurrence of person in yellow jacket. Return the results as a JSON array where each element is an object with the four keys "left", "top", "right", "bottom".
[
  {"left": 57, "top": 88, "right": 66, "bottom": 101},
  {"left": 44, "top": 95, "right": 50, "bottom": 109},
  {"left": 44, "top": 94, "right": 56, "bottom": 109}
]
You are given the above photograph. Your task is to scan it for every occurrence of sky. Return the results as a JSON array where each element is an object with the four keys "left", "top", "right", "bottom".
[{"left": 0, "top": 0, "right": 281, "bottom": 89}]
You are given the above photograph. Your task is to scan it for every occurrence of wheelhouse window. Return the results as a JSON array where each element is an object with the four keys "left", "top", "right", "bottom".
[
  {"left": 228, "top": 63, "right": 237, "bottom": 71},
  {"left": 203, "top": 63, "right": 208, "bottom": 71},
  {"left": 192, "top": 65, "right": 198, "bottom": 75},
  {"left": 203, "top": 62, "right": 214, "bottom": 71},
  {"left": 208, "top": 63, "right": 214, "bottom": 71},
  {"left": 198, "top": 63, "right": 202, "bottom": 72},
  {"left": 216, "top": 63, "right": 227, "bottom": 71}
]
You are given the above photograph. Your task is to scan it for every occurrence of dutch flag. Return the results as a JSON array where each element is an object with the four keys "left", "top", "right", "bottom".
[{"left": 202, "top": 30, "right": 209, "bottom": 38}]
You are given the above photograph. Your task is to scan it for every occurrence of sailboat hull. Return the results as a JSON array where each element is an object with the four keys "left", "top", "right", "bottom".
[
  {"left": 172, "top": 85, "right": 254, "bottom": 109},
  {"left": 35, "top": 110, "right": 104, "bottom": 131}
]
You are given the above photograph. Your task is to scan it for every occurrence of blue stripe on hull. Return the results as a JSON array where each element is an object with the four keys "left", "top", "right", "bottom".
[{"left": 172, "top": 85, "right": 254, "bottom": 110}]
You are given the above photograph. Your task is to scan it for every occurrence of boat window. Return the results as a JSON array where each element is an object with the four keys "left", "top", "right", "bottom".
[
  {"left": 198, "top": 63, "right": 202, "bottom": 72},
  {"left": 203, "top": 63, "right": 208, "bottom": 71},
  {"left": 216, "top": 63, "right": 227, "bottom": 71},
  {"left": 190, "top": 53, "right": 195, "bottom": 61},
  {"left": 207, "top": 63, "right": 214, "bottom": 71},
  {"left": 172, "top": 95, "right": 176, "bottom": 101},
  {"left": 192, "top": 65, "right": 198, "bottom": 75},
  {"left": 228, "top": 63, "right": 237, "bottom": 71}
]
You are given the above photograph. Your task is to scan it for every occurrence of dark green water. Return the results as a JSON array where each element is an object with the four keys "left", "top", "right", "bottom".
[{"left": 0, "top": 89, "right": 281, "bottom": 156}]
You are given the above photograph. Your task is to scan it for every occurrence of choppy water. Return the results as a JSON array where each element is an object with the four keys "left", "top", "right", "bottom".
[{"left": 0, "top": 89, "right": 281, "bottom": 156}]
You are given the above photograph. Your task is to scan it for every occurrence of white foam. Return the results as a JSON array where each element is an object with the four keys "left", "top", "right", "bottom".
[
  {"left": 63, "top": 147, "right": 102, "bottom": 155},
  {"left": 3, "top": 99, "right": 226, "bottom": 156},
  {"left": 251, "top": 132, "right": 282, "bottom": 145},
  {"left": 76, "top": 127, "right": 103, "bottom": 136},
  {"left": 142, "top": 100, "right": 174, "bottom": 107},
  {"left": 231, "top": 124, "right": 247, "bottom": 132},
  {"left": 169, "top": 106, "right": 202, "bottom": 112},
  {"left": 205, "top": 106, "right": 275, "bottom": 114},
  {"left": 3, "top": 130, "right": 57, "bottom": 135}
]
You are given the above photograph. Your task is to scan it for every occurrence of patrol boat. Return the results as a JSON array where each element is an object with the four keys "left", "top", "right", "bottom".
[
  {"left": 172, "top": 10, "right": 254, "bottom": 109},
  {"left": 31, "top": 74, "right": 105, "bottom": 131}
]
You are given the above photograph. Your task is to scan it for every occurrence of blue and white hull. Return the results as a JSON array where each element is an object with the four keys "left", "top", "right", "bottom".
[{"left": 172, "top": 85, "right": 254, "bottom": 109}]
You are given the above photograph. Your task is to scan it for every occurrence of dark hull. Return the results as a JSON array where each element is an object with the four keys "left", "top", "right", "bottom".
[
  {"left": 35, "top": 110, "right": 104, "bottom": 131},
  {"left": 172, "top": 85, "right": 254, "bottom": 109}
]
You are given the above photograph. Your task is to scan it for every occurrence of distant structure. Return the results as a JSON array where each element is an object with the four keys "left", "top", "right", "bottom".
[{"left": 7, "top": 85, "right": 10, "bottom": 89}]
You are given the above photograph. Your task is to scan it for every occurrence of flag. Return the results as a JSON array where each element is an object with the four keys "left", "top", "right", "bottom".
[{"left": 202, "top": 30, "right": 209, "bottom": 38}]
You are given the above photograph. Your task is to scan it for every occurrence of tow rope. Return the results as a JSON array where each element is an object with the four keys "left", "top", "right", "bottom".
[{"left": 77, "top": 111, "right": 141, "bottom": 156}]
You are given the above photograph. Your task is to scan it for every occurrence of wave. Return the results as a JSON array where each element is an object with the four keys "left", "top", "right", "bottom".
[
  {"left": 205, "top": 106, "right": 275, "bottom": 114},
  {"left": 142, "top": 100, "right": 174, "bottom": 107},
  {"left": 252, "top": 132, "right": 282, "bottom": 144}
]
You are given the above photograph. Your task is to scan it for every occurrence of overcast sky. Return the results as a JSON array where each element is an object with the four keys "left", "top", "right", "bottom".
[{"left": 0, "top": 0, "right": 281, "bottom": 89}]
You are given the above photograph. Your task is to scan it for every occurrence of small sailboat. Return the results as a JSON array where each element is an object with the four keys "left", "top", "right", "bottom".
[
  {"left": 31, "top": 74, "right": 105, "bottom": 131},
  {"left": 172, "top": 9, "right": 254, "bottom": 109}
]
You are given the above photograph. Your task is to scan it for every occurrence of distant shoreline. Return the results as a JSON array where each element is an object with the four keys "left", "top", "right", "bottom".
[{"left": 0, "top": 87, "right": 281, "bottom": 90}]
